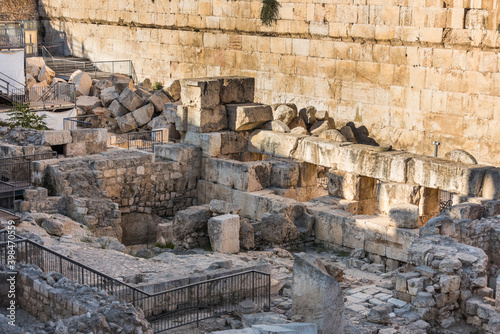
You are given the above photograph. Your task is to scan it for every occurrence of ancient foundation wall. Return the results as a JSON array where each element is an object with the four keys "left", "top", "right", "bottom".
[{"left": 39, "top": 0, "right": 500, "bottom": 165}]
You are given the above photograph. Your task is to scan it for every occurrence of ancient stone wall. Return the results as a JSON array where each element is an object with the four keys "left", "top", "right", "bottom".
[
  {"left": 0, "top": 0, "right": 38, "bottom": 21},
  {"left": 39, "top": 0, "right": 500, "bottom": 165}
]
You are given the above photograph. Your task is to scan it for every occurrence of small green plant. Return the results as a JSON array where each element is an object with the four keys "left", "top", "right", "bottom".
[
  {"left": 99, "top": 237, "right": 112, "bottom": 249},
  {"left": 261, "top": 0, "right": 280, "bottom": 26},
  {"left": 7, "top": 103, "right": 50, "bottom": 130},
  {"left": 152, "top": 240, "right": 175, "bottom": 249},
  {"left": 152, "top": 81, "right": 163, "bottom": 91}
]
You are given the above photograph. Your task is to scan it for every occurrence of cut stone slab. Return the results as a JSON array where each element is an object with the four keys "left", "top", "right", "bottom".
[
  {"left": 299, "top": 106, "right": 317, "bottom": 125},
  {"left": 207, "top": 214, "right": 240, "bottom": 253},
  {"left": 41, "top": 218, "right": 64, "bottom": 237},
  {"left": 41, "top": 130, "right": 72, "bottom": 146},
  {"left": 69, "top": 70, "right": 92, "bottom": 96},
  {"left": 227, "top": 103, "right": 273, "bottom": 131},
  {"left": 220, "top": 76, "right": 255, "bottom": 104},
  {"left": 209, "top": 199, "right": 241, "bottom": 215},
  {"left": 388, "top": 204, "right": 419, "bottom": 228},
  {"left": 116, "top": 113, "right": 138, "bottom": 133},
  {"left": 76, "top": 96, "right": 102, "bottom": 114},
  {"left": 181, "top": 77, "right": 220, "bottom": 109},
  {"left": 132, "top": 103, "right": 155, "bottom": 127},
  {"left": 164, "top": 79, "right": 181, "bottom": 101},
  {"left": 187, "top": 105, "right": 227, "bottom": 133},
  {"left": 148, "top": 89, "right": 172, "bottom": 112},
  {"left": 117, "top": 87, "right": 144, "bottom": 112},
  {"left": 109, "top": 100, "right": 128, "bottom": 118},
  {"left": 100, "top": 87, "right": 119, "bottom": 107}
]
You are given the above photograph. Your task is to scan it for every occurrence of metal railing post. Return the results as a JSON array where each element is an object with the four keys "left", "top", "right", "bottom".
[{"left": 196, "top": 284, "right": 200, "bottom": 327}]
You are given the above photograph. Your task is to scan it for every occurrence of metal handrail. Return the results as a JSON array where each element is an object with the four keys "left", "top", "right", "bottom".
[
  {"left": 42, "top": 46, "right": 86, "bottom": 72},
  {"left": 91, "top": 60, "right": 135, "bottom": 80},
  {"left": 0, "top": 71, "right": 25, "bottom": 89}
]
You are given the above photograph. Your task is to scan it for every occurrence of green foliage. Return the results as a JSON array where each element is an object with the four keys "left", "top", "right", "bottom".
[
  {"left": 152, "top": 81, "right": 163, "bottom": 91},
  {"left": 261, "top": 0, "right": 280, "bottom": 26},
  {"left": 152, "top": 240, "right": 175, "bottom": 249},
  {"left": 7, "top": 103, "right": 50, "bottom": 130}
]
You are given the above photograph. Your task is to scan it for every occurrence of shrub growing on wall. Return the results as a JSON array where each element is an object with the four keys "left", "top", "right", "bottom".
[{"left": 261, "top": 0, "right": 280, "bottom": 26}]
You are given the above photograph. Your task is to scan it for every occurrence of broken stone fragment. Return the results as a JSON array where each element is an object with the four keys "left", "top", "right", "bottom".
[
  {"left": 132, "top": 103, "right": 155, "bottom": 127},
  {"left": 113, "top": 77, "right": 134, "bottom": 94},
  {"left": 207, "top": 214, "right": 240, "bottom": 253},
  {"left": 299, "top": 106, "right": 317, "bottom": 125},
  {"left": 260, "top": 212, "right": 299, "bottom": 244},
  {"left": 41, "top": 218, "right": 64, "bottom": 237},
  {"left": 38, "top": 65, "right": 56, "bottom": 85},
  {"left": 310, "top": 118, "right": 336, "bottom": 136},
  {"left": 290, "top": 127, "right": 309, "bottom": 135},
  {"left": 388, "top": 204, "right": 419, "bottom": 229},
  {"left": 164, "top": 79, "right": 181, "bottom": 101},
  {"left": 148, "top": 89, "right": 172, "bottom": 113},
  {"left": 100, "top": 87, "right": 119, "bottom": 107},
  {"left": 173, "top": 205, "right": 212, "bottom": 240},
  {"left": 116, "top": 113, "right": 138, "bottom": 133},
  {"left": 318, "top": 129, "right": 347, "bottom": 142},
  {"left": 69, "top": 70, "right": 93, "bottom": 96},
  {"left": 239, "top": 218, "right": 255, "bottom": 250},
  {"left": 227, "top": 103, "right": 273, "bottom": 131},
  {"left": 109, "top": 100, "right": 128, "bottom": 118},
  {"left": 273, "top": 104, "right": 297, "bottom": 125},
  {"left": 76, "top": 95, "right": 102, "bottom": 114},
  {"left": 444, "top": 149, "right": 477, "bottom": 164},
  {"left": 288, "top": 116, "right": 307, "bottom": 130},
  {"left": 263, "top": 120, "right": 290, "bottom": 133},
  {"left": 340, "top": 125, "right": 357, "bottom": 143},
  {"left": 117, "top": 87, "right": 144, "bottom": 112}
]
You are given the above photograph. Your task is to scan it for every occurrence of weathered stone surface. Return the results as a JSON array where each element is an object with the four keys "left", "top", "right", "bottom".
[
  {"left": 164, "top": 79, "right": 181, "bottom": 101},
  {"left": 260, "top": 212, "right": 299, "bottom": 244},
  {"left": 316, "top": 110, "right": 328, "bottom": 121},
  {"left": 161, "top": 102, "right": 180, "bottom": 123},
  {"left": 27, "top": 57, "right": 46, "bottom": 70},
  {"left": 92, "top": 107, "right": 111, "bottom": 117},
  {"left": 41, "top": 130, "right": 72, "bottom": 146},
  {"left": 310, "top": 118, "right": 336, "bottom": 136},
  {"left": 248, "top": 131, "right": 306, "bottom": 158},
  {"left": 109, "top": 100, "right": 128, "bottom": 118},
  {"left": 239, "top": 218, "right": 255, "bottom": 250},
  {"left": 114, "top": 77, "right": 134, "bottom": 94},
  {"left": 26, "top": 64, "right": 40, "bottom": 78},
  {"left": 76, "top": 96, "right": 102, "bottom": 114},
  {"left": 411, "top": 292, "right": 436, "bottom": 308},
  {"left": 227, "top": 103, "right": 273, "bottom": 131},
  {"left": 117, "top": 88, "right": 144, "bottom": 112},
  {"left": 318, "top": 129, "right": 347, "bottom": 142},
  {"left": 69, "top": 70, "right": 92, "bottom": 96},
  {"left": 148, "top": 89, "right": 172, "bottom": 112},
  {"left": 132, "top": 103, "right": 155, "bottom": 127},
  {"left": 220, "top": 76, "right": 254, "bottom": 104},
  {"left": 150, "top": 116, "right": 169, "bottom": 130},
  {"left": 446, "top": 203, "right": 484, "bottom": 220},
  {"left": 121, "top": 213, "right": 162, "bottom": 245},
  {"left": 445, "top": 149, "right": 477, "bottom": 164},
  {"left": 41, "top": 218, "right": 64, "bottom": 236},
  {"left": 340, "top": 126, "right": 357, "bottom": 143},
  {"left": 263, "top": 120, "right": 290, "bottom": 133},
  {"left": 274, "top": 104, "right": 297, "bottom": 125},
  {"left": 209, "top": 199, "right": 241, "bottom": 215},
  {"left": 299, "top": 106, "right": 317, "bottom": 125},
  {"left": 38, "top": 65, "right": 55, "bottom": 85},
  {"left": 292, "top": 253, "right": 344, "bottom": 334},
  {"left": 187, "top": 105, "right": 227, "bottom": 133},
  {"left": 100, "top": 87, "right": 119, "bottom": 107},
  {"left": 116, "top": 113, "right": 138, "bottom": 133},
  {"left": 367, "top": 303, "right": 392, "bottom": 324},
  {"left": 291, "top": 127, "right": 309, "bottom": 135},
  {"left": 388, "top": 204, "right": 419, "bottom": 228},
  {"left": 173, "top": 206, "right": 212, "bottom": 240},
  {"left": 182, "top": 77, "right": 220, "bottom": 109},
  {"left": 208, "top": 214, "right": 240, "bottom": 253},
  {"left": 288, "top": 116, "right": 307, "bottom": 130}
]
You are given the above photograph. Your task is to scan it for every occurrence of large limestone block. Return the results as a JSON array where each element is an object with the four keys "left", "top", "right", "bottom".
[
  {"left": 38, "top": 65, "right": 55, "bottom": 85},
  {"left": 155, "top": 143, "right": 200, "bottom": 162},
  {"left": 26, "top": 64, "right": 40, "bottom": 78},
  {"left": 181, "top": 77, "right": 220, "bottom": 109},
  {"left": 482, "top": 168, "right": 500, "bottom": 199},
  {"left": 69, "top": 128, "right": 107, "bottom": 154},
  {"left": 310, "top": 118, "right": 336, "bottom": 136},
  {"left": 148, "top": 89, "right": 172, "bottom": 112},
  {"left": 113, "top": 77, "right": 134, "bottom": 94},
  {"left": 132, "top": 103, "right": 154, "bottom": 127},
  {"left": 26, "top": 57, "right": 45, "bottom": 70},
  {"left": 109, "top": 100, "right": 128, "bottom": 118},
  {"left": 164, "top": 79, "right": 181, "bottom": 101},
  {"left": 263, "top": 120, "right": 290, "bottom": 133},
  {"left": 292, "top": 137, "right": 345, "bottom": 167},
  {"left": 41, "top": 130, "right": 72, "bottom": 146},
  {"left": 220, "top": 76, "right": 255, "bottom": 104},
  {"left": 161, "top": 102, "right": 181, "bottom": 123},
  {"left": 292, "top": 254, "right": 344, "bottom": 334},
  {"left": 270, "top": 159, "right": 300, "bottom": 188},
  {"left": 378, "top": 182, "right": 421, "bottom": 215},
  {"left": 173, "top": 206, "right": 212, "bottom": 240},
  {"left": 318, "top": 129, "right": 347, "bottom": 142},
  {"left": 388, "top": 204, "right": 419, "bottom": 228},
  {"left": 227, "top": 103, "right": 273, "bottom": 131},
  {"left": 208, "top": 214, "right": 240, "bottom": 253},
  {"left": 76, "top": 96, "right": 102, "bottom": 114},
  {"left": 248, "top": 130, "right": 306, "bottom": 158},
  {"left": 100, "top": 87, "right": 119, "bottom": 107},
  {"left": 299, "top": 106, "right": 317, "bottom": 125},
  {"left": 310, "top": 208, "right": 353, "bottom": 246},
  {"left": 261, "top": 212, "right": 299, "bottom": 244},
  {"left": 187, "top": 105, "right": 227, "bottom": 133},
  {"left": 273, "top": 104, "right": 297, "bottom": 125},
  {"left": 220, "top": 131, "right": 249, "bottom": 155},
  {"left": 288, "top": 116, "right": 307, "bottom": 130},
  {"left": 69, "top": 70, "right": 92, "bottom": 96},
  {"left": 117, "top": 88, "right": 144, "bottom": 112},
  {"left": 116, "top": 113, "right": 138, "bottom": 133},
  {"left": 176, "top": 105, "right": 188, "bottom": 132}
]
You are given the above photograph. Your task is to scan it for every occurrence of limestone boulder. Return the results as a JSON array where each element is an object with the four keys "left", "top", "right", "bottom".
[
  {"left": 69, "top": 70, "right": 93, "bottom": 96},
  {"left": 263, "top": 120, "right": 290, "bottom": 133},
  {"left": 92, "top": 107, "right": 111, "bottom": 118},
  {"left": 288, "top": 116, "right": 307, "bottom": 130},
  {"left": 109, "top": 100, "right": 128, "bottom": 118},
  {"left": 76, "top": 96, "right": 102, "bottom": 114},
  {"left": 149, "top": 116, "right": 169, "bottom": 130},
  {"left": 299, "top": 106, "right": 317, "bottom": 125},
  {"left": 132, "top": 103, "right": 155, "bottom": 127},
  {"left": 148, "top": 89, "right": 172, "bottom": 113},
  {"left": 239, "top": 218, "right": 255, "bottom": 250},
  {"left": 41, "top": 218, "right": 64, "bottom": 237},
  {"left": 340, "top": 125, "right": 357, "bottom": 143},
  {"left": 173, "top": 206, "right": 212, "bottom": 240},
  {"left": 291, "top": 127, "right": 309, "bottom": 135},
  {"left": 38, "top": 65, "right": 56, "bottom": 85},
  {"left": 164, "top": 79, "right": 181, "bottom": 101},
  {"left": 209, "top": 199, "right": 241, "bottom": 215},
  {"left": 187, "top": 105, "right": 227, "bottom": 133},
  {"left": 273, "top": 104, "right": 297, "bottom": 125},
  {"left": 117, "top": 88, "right": 144, "bottom": 112},
  {"left": 134, "top": 86, "right": 153, "bottom": 100},
  {"left": 26, "top": 74, "right": 37, "bottom": 90},
  {"left": 116, "top": 113, "right": 138, "bottom": 133},
  {"left": 208, "top": 214, "right": 240, "bottom": 253},
  {"left": 26, "top": 57, "right": 46, "bottom": 70},
  {"left": 318, "top": 129, "right": 347, "bottom": 142},
  {"left": 310, "top": 118, "right": 336, "bottom": 136},
  {"left": 26, "top": 64, "right": 40, "bottom": 79},
  {"left": 227, "top": 103, "right": 273, "bottom": 131},
  {"left": 260, "top": 212, "right": 299, "bottom": 244},
  {"left": 114, "top": 77, "right": 134, "bottom": 94},
  {"left": 316, "top": 110, "right": 328, "bottom": 121},
  {"left": 445, "top": 149, "right": 478, "bottom": 165},
  {"left": 94, "top": 79, "right": 113, "bottom": 92},
  {"left": 161, "top": 102, "right": 180, "bottom": 123},
  {"left": 100, "top": 87, "right": 119, "bottom": 107}
]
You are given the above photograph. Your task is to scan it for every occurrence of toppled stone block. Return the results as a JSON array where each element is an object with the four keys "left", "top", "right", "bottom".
[
  {"left": 38, "top": 65, "right": 55, "bottom": 85},
  {"left": 41, "top": 218, "right": 64, "bottom": 236},
  {"left": 100, "top": 87, "right": 119, "bottom": 107},
  {"left": 446, "top": 203, "right": 484, "bottom": 220},
  {"left": 113, "top": 77, "right": 134, "bottom": 94},
  {"left": 41, "top": 130, "right": 72, "bottom": 146},
  {"left": 116, "top": 113, "right": 138, "bottom": 133},
  {"left": 239, "top": 218, "right": 255, "bottom": 250},
  {"left": 109, "top": 100, "right": 128, "bottom": 118},
  {"left": 132, "top": 103, "right": 154, "bottom": 127},
  {"left": 388, "top": 204, "right": 419, "bottom": 229},
  {"left": 69, "top": 70, "right": 92, "bottom": 96},
  {"left": 273, "top": 104, "right": 297, "bottom": 125},
  {"left": 318, "top": 129, "right": 347, "bottom": 142},
  {"left": 77, "top": 96, "right": 102, "bottom": 114},
  {"left": 483, "top": 168, "right": 500, "bottom": 199},
  {"left": 263, "top": 120, "right": 290, "bottom": 133},
  {"left": 227, "top": 103, "right": 273, "bottom": 131},
  {"left": 155, "top": 143, "right": 200, "bottom": 162},
  {"left": 208, "top": 214, "right": 240, "bottom": 253},
  {"left": 164, "top": 79, "right": 181, "bottom": 101},
  {"left": 173, "top": 206, "right": 212, "bottom": 240},
  {"left": 148, "top": 89, "right": 172, "bottom": 112},
  {"left": 248, "top": 130, "right": 306, "bottom": 157},
  {"left": 161, "top": 102, "right": 180, "bottom": 123},
  {"left": 176, "top": 105, "right": 188, "bottom": 132},
  {"left": 310, "top": 118, "right": 335, "bottom": 136},
  {"left": 117, "top": 88, "right": 144, "bottom": 112}
]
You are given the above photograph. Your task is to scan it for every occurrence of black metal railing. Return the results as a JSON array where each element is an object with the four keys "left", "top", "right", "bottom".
[
  {"left": 0, "top": 26, "right": 24, "bottom": 49},
  {"left": 0, "top": 233, "right": 271, "bottom": 333},
  {"left": 0, "top": 181, "right": 15, "bottom": 213},
  {"left": 63, "top": 115, "right": 101, "bottom": 130},
  {"left": 128, "top": 130, "right": 164, "bottom": 153},
  {"left": 440, "top": 190, "right": 454, "bottom": 212},
  {"left": 0, "top": 152, "right": 57, "bottom": 189}
]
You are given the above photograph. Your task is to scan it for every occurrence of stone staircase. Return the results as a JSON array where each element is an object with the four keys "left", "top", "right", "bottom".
[{"left": 44, "top": 57, "right": 113, "bottom": 80}]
